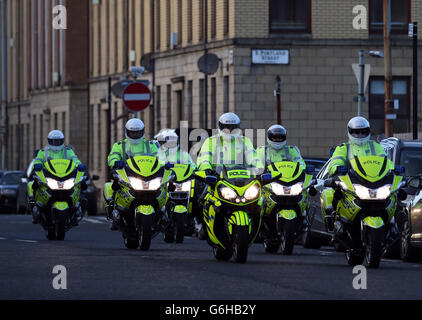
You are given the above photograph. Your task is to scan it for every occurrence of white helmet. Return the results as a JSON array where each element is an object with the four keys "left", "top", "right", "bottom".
[
  {"left": 267, "top": 125, "right": 287, "bottom": 150},
  {"left": 125, "top": 118, "right": 145, "bottom": 145},
  {"left": 154, "top": 129, "right": 178, "bottom": 150},
  {"left": 48, "top": 130, "right": 65, "bottom": 152},
  {"left": 218, "top": 113, "right": 241, "bottom": 140},
  {"left": 347, "top": 116, "right": 371, "bottom": 146}
]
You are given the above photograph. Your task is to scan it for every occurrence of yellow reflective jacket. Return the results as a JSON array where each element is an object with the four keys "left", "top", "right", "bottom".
[
  {"left": 33, "top": 146, "right": 81, "bottom": 166},
  {"left": 257, "top": 145, "right": 306, "bottom": 169},
  {"left": 108, "top": 138, "right": 159, "bottom": 168}
]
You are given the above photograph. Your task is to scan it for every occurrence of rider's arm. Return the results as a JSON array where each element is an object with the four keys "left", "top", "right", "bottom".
[
  {"left": 245, "top": 139, "right": 264, "bottom": 170},
  {"left": 328, "top": 144, "right": 348, "bottom": 176},
  {"left": 290, "top": 146, "right": 306, "bottom": 170},
  {"left": 33, "top": 150, "right": 45, "bottom": 166},
  {"left": 197, "top": 138, "right": 213, "bottom": 171},
  {"left": 107, "top": 142, "right": 123, "bottom": 168},
  {"left": 66, "top": 147, "right": 82, "bottom": 165}
]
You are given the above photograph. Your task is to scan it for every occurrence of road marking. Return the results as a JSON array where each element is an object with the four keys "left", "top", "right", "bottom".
[
  {"left": 0, "top": 237, "right": 7, "bottom": 240},
  {"left": 319, "top": 251, "right": 334, "bottom": 256},
  {"left": 16, "top": 239, "right": 38, "bottom": 243},
  {"left": 84, "top": 218, "right": 106, "bottom": 224}
]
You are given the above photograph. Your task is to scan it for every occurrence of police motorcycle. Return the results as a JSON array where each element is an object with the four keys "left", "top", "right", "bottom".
[
  {"left": 104, "top": 155, "right": 173, "bottom": 250},
  {"left": 31, "top": 160, "right": 87, "bottom": 240},
  {"left": 260, "top": 161, "right": 317, "bottom": 255},
  {"left": 164, "top": 162, "right": 196, "bottom": 243},
  {"left": 195, "top": 165, "right": 279, "bottom": 263},
  {"left": 323, "top": 155, "right": 406, "bottom": 268}
]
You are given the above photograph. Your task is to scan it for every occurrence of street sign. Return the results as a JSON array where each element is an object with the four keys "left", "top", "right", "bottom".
[
  {"left": 122, "top": 82, "right": 152, "bottom": 112},
  {"left": 252, "top": 49, "right": 289, "bottom": 65},
  {"left": 112, "top": 80, "right": 150, "bottom": 99},
  {"left": 386, "top": 114, "right": 397, "bottom": 120},
  {"left": 352, "top": 63, "right": 371, "bottom": 92}
]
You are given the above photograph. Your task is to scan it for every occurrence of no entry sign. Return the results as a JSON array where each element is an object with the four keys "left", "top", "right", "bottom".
[{"left": 122, "top": 82, "right": 152, "bottom": 112}]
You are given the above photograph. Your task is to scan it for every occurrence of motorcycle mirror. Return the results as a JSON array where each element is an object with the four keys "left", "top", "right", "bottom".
[
  {"left": 261, "top": 173, "right": 273, "bottom": 183},
  {"left": 308, "top": 186, "right": 317, "bottom": 197},
  {"left": 336, "top": 166, "right": 348, "bottom": 175},
  {"left": 407, "top": 177, "right": 421, "bottom": 189},
  {"left": 394, "top": 165, "right": 405, "bottom": 175},
  {"left": 330, "top": 147, "right": 335, "bottom": 157},
  {"left": 398, "top": 189, "right": 407, "bottom": 201},
  {"left": 33, "top": 164, "right": 43, "bottom": 172},
  {"left": 205, "top": 176, "right": 218, "bottom": 185},
  {"left": 306, "top": 165, "right": 315, "bottom": 174},
  {"left": 165, "top": 163, "right": 175, "bottom": 170}
]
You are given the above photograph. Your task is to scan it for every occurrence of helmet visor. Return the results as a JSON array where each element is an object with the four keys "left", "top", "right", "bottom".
[
  {"left": 268, "top": 132, "right": 286, "bottom": 142},
  {"left": 348, "top": 128, "right": 370, "bottom": 138},
  {"left": 218, "top": 122, "right": 240, "bottom": 133},
  {"left": 126, "top": 129, "right": 145, "bottom": 140},
  {"left": 48, "top": 138, "right": 64, "bottom": 147}
]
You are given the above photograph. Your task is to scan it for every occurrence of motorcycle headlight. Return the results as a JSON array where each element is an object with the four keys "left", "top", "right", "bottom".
[
  {"left": 220, "top": 187, "right": 237, "bottom": 201},
  {"left": 46, "top": 178, "right": 75, "bottom": 190},
  {"left": 148, "top": 178, "right": 163, "bottom": 191},
  {"left": 290, "top": 183, "right": 304, "bottom": 196},
  {"left": 376, "top": 185, "right": 392, "bottom": 200},
  {"left": 181, "top": 180, "right": 192, "bottom": 192},
  {"left": 354, "top": 185, "right": 370, "bottom": 199},
  {"left": 244, "top": 184, "right": 260, "bottom": 201},
  {"left": 271, "top": 182, "right": 284, "bottom": 196},
  {"left": 353, "top": 184, "right": 392, "bottom": 200},
  {"left": 129, "top": 177, "right": 144, "bottom": 190},
  {"left": 271, "top": 182, "right": 303, "bottom": 196}
]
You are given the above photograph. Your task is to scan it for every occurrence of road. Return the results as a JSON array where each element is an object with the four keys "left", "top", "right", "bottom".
[{"left": 1, "top": 214, "right": 422, "bottom": 300}]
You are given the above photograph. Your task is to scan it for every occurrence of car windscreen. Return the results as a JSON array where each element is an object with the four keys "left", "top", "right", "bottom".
[
  {"left": 0, "top": 173, "right": 23, "bottom": 185},
  {"left": 400, "top": 148, "right": 422, "bottom": 177}
]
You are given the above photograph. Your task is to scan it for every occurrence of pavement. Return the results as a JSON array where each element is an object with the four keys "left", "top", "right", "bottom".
[{"left": 1, "top": 214, "right": 422, "bottom": 300}]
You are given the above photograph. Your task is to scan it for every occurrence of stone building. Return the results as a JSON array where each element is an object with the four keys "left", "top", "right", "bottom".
[{"left": 1, "top": 0, "right": 422, "bottom": 206}]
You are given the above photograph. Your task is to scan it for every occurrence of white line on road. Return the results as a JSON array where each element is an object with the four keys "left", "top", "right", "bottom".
[
  {"left": 16, "top": 239, "right": 38, "bottom": 243},
  {"left": 0, "top": 237, "right": 7, "bottom": 240},
  {"left": 84, "top": 218, "right": 106, "bottom": 224}
]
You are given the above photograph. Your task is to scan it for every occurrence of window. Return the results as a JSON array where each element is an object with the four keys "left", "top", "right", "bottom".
[
  {"left": 223, "top": 76, "right": 229, "bottom": 113},
  {"left": 369, "top": 0, "right": 410, "bottom": 34},
  {"left": 199, "top": 79, "right": 205, "bottom": 128},
  {"left": 156, "top": 86, "right": 162, "bottom": 130},
  {"left": 187, "top": 81, "right": 193, "bottom": 125},
  {"left": 210, "top": 78, "right": 217, "bottom": 128},
  {"left": 224, "top": 0, "right": 229, "bottom": 36},
  {"left": 269, "top": 0, "right": 311, "bottom": 33},
  {"left": 211, "top": 0, "right": 217, "bottom": 39},
  {"left": 369, "top": 77, "right": 410, "bottom": 135},
  {"left": 187, "top": 0, "right": 193, "bottom": 42}
]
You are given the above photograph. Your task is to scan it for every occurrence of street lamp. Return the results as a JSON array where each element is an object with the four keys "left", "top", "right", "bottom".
[{"left": 357, "top": 50, "right": 384, "bottom": 117}]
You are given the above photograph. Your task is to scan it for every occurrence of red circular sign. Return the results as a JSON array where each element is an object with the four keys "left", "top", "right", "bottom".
[{"left": 122, "top": 82, "right": 152, "bottom": 112}]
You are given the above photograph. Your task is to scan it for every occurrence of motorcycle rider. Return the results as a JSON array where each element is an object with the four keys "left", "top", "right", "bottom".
[
  {"left": 325, "top": 116, "right": 393, "bottom": 224},
  {"left": 29, "top": 130, "right": 84, "bottom": 224},
  {"left": 105, "top": 118, "right": 160, "bottom": 230},
  {"left": 257, "top": 124, "right": 306, "bottom": 244},
  {"left": 197, "top": 112, "right": 263, "bottom": 173},
  {"left": 257, "top": 124, "right": 306, "bottom": 169},
  {"left": 155, "top": 129, "right": 195, "bottom": 165}
]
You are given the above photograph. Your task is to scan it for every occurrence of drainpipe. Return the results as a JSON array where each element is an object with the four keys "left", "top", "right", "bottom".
[{"left": 1, "top": 0, "right": 7, "bottom": 169}]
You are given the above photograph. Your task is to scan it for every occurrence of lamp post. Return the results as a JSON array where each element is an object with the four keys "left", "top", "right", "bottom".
[{"left": 357, "top": 50, "right": 384, "bottom": 117}]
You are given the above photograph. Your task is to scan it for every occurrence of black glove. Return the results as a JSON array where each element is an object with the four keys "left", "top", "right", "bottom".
[
  {"left": 205, "top": 169, "right": 217, "bottom": 177},
  {"left": 77, "top": 164, "right": 87, "bottom": 172},
  {"left": 113, "top": 161, "right": 125, "bottom": 170}
]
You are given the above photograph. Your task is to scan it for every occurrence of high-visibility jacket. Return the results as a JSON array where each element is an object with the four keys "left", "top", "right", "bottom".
[
  {"left": 257, "top": 145, "right": 306, "bottom": 169},
  {"left": 33, "top": 145, "right": 81, "bottom": 166},
  {"left": 107, "top": 138, "right": 159, "bottom": 168},
  {"left": 157, "top": 147, "right": 195, "bottom": 166},
  {"left": 196, "top": 135, "right": 263, "bottom": 171},
  {"left": 328, "top": 140, "right": 392, "bottom": 176}
]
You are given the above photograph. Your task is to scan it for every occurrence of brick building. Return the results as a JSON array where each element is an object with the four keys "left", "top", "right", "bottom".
[{"left": 1, "top": 0, "right": 422, "bottom": 204}]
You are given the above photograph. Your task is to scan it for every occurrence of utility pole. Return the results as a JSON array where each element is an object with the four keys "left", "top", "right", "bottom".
[
  {"left": 358, "top": 51, "right": 365, "bottom": 117},
  {"left": 1, "top": 0, "right": 7, "bottom": 169},
  {"left": 275, "top": 76, "right": 281, "bottom": 125},
  {"left": 411, "top": 22, "right": 418, "bottom": 140},
  {"left": 383, "top": 0, "right": 394, "bottom": 137}
]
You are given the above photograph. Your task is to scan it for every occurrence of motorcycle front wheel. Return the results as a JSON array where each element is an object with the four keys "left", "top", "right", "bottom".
[
  {"left": 232, "top": 226, "right": 250, "bottom": 263},
  {"left": 280, "top": 219, "right": 297, "bottom": 255},
  {"left": 175, "top": 214, "right": 184, "bottom": 244},
  {"left": 140, "top": 214, "right": 152, "bottom": 251},
  {"left": 364, "top": 227, "right": 385, "bottom": 269}
]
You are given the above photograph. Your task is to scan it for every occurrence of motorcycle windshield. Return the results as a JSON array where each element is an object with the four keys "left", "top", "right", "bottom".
[
  {"left": 349, "top": 155, "right": 390, "bottom": 183},
  {"left": 171, "top": 163, "right": 195, "bottom": 183},
  {"left": 44, "top": 159, "right": 77, "bottom": 179},
  {"left": 268, "top": 161, "right": 303, "bottom": 183},
  {"left": 222, "top": 166, "right": 254, "bottom": 187},
  {"left": 126, "top": 155, "right": 163, "bottom": 179}
]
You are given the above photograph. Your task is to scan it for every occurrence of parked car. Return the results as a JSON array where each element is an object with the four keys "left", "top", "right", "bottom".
[
  {"left": 304, "top": 158, "right": 328, "bottom": 177},
  {"left": 0, "top": 171, "right": 26, "bottom": 213}
]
